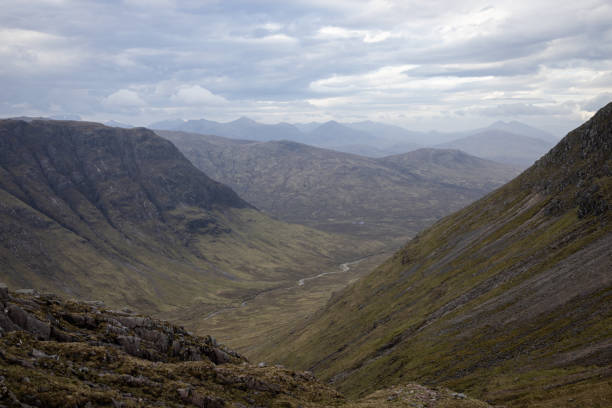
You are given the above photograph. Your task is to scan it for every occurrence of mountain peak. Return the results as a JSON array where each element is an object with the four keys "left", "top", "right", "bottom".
[{"left": 232, "top": 116, "right": 257, "bottom": 125}]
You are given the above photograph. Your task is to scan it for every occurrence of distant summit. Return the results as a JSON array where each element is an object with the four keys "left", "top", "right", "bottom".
[
  {"left": 484, "top": 119, "right": 559, "bottom": 143},
  {"left": 150, "top": 116, "right": 557, "bottom": 163}
]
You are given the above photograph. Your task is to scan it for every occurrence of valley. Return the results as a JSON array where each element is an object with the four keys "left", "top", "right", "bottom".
[
  {"left": 156, "top": 130, "right": 519, "bottom": 244},
  {"left": 259, "top": 102, "right": 612, "bottom": 407},
  {"left": 0, "top": 106, "right": 609, "bottom": 408},
  {"left": 0, "top": 118, "right": 381, "bottom": 324},
  {"left": 2, "top": 1, "right": 609, "bottom": 406}
]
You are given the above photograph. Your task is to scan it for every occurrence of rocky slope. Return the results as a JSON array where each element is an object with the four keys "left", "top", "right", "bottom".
[
  {"left": 156, "top": 130, "right": 519, "bottom": 245},
  {"left": 261, "top": 104, "right": 612, "bottom": 408},
  {"left": 0, "top": 119, "right": 366, "bottom": 317},
  {"left": 0, "top": 286, "right": 492, "bottom": 407}
]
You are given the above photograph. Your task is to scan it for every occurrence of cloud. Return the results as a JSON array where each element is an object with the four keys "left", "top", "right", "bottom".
[
  {"left": 0, "top": 28, "right": 83, "bottom": 74},
  {"left": 0, "top": 0, "right": 611, "bottom": 135},
  {"left": 171, "top": 85, "right": 228, "bottom": 105},
  {"left": 582, "top": 93, "right": 612, "bottom": 112},
  {"left": 103, "top": 89, "right": 145, "bottom": 107},
  {"left": 315, "top": 26, "right": 392, "bottom": 43}
]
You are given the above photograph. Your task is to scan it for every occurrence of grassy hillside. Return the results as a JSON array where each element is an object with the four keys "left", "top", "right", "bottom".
[
  {"left": 262, "top": 104, "right": 612, "bottom": 407},
  {"left": 157, "top": 130, "right": 519, "bottom": 246},
  {"left": 0, "top": 119, "right": 374, "bottom": 318}
]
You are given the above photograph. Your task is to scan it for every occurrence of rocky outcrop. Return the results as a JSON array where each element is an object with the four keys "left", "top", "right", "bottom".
[
  {"left": 0, "top": 286, "right": 244, "bottom": 365},
  {"left": 0, "top": 286, "right": 343, "bottom": 407},
  {"left": 0, "top": 286, "right": 491, "bottom": 407}
]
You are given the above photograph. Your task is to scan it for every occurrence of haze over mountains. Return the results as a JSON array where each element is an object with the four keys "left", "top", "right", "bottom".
[
  {"left": 157, "top": 129, "right": 519, "bottom": 244},
  {"left": 260, "top": 102, "right": 612, "bottom": 407},
  {"left": 151, "top": 117, "right": 558, "bottom": 166}
]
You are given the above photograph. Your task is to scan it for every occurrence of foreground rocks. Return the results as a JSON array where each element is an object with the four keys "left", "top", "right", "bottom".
[{"left": 0, "top": 286, "right": 491, "bottom": 407}]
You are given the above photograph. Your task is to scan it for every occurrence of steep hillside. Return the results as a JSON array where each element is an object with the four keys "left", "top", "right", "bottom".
[
  {"left": 157, "top": 130, "right": 519, "bottom": 244},
  {"left": 437, "top": 129, "right": 553, "bottom": 166},
  {"left": 0, "top": 119, "right": 363, "bottom": 317},
  {"left": 263, "top": 103, "right": 612, "bottom": 407},
  {"left": 0, "top": 286, "right": 492, "bottom": 407}
]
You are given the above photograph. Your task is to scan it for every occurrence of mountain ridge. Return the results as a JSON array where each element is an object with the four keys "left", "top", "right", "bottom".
[
  {"left": 157, "top": 129, "right": 519, "bottom": 245},
  {"left": 258, "top": 103, "right": 612, "bottom": 407},
  {"left": 0, "top": 119, "right": 364, "bottom": 317},
  {"left": 150, "top": 116, "right": 556, "bottom": 160}
]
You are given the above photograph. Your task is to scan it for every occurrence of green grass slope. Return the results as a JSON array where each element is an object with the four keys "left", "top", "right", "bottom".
[
  {"left": 0, "top": 119, "right": 370, "bottom": 316},
  {"left": 265, "top": 104, "right": 612, "bottom": 408},
  {"left": 156, "top": 130, "right": 519, "bottom": 245}
]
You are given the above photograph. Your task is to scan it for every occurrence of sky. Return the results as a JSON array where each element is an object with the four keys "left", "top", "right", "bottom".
[{"left": 1, "top": 0, "right": 611, "bottom": 135}]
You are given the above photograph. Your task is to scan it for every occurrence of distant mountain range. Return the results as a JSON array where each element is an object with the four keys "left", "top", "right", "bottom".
[
  {"left": 148, "top": 117, "right": 559, "bottom": 166},
  {"left": 157, "top": 130, "right": 520, "bottom": 244}
]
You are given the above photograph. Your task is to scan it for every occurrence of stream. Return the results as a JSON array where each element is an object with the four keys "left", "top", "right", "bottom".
[{"left": 203, "top": 256, "right": 369, "bottom": 321}]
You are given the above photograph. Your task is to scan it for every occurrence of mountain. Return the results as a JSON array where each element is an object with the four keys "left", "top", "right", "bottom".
[
  {"left": 104, "top": 119, "right": 133, "bottom": 128},
  {"left": 437, "top": 129, "right": 554, "bottom": 166},
  {"left": 378, "top": 148, "right": 516, "bottom": 191},
  {"left": 148, "top": 118, "right": 188, "bottom": 130},
  {"left": 261, "top": 103, "right": 612, "bottom": 407},
  {"left": 346, "top": 120, "right": 423, "bottom": 150},
  {"left": 0, "top": 119, "right": 361, "bottom": 317},
  {"left": 150, "top": 117, "right": 304, "bottom": 143},
  {"left": 299, "top": 120, "right": 422, "bottom": 157},
  {"left": 485, "top": 120, "right": 560, "bottom": 144},
  {"left": 151, "top": 117, "right": 558, "bottom": 160},
  {"left": 157, "top": 130, "right": 519, "bottom": 246},
  {"left": 0, "top": 287, "right": 491, "bottom": 408},
  {"left": 293, "top": 121, "right": 323, "bottom": 133},
  {"left": 305, "top": 120, "right": 374, "bottom": 145}
]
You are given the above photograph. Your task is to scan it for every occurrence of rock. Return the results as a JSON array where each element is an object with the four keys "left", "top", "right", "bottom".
[
  {"left": 177, "top": 387, "right": 191, "bottom": 400},
  {"left": 258, "top": 362, "right": 266, "bottom": 368},
  {"left": 0, "top": 313, "right": 19, "bottom": 333},
  {"left": 6, "top": 305, "right": 51, "bottom": 340},
  {"left": 7, "top": 305, "right": 28, "bottom": 328},
  {"left": 0, "top": 283, "right": 8, "bottom": 300},
  {"left": 15, "top": 289, "right": 35, "bottom": 295},
  {"left": 31, "top": 349, "right": 56, "bottom": 359},
  {"left": 83, "top": 300, "right": 105, "bottom": 308},
  {"left": 452, "top": 392, "right": 467, "bottom": 399},
  {"left": 212, "top": 348, "right": 231, "bottom": 365},
  {"left": 116, "top": 316, "right": 146, "bottom": 329},
  {"left": 190, "top": 390, "right": 226, "bottom": 408},
  {"left": 117, "top": 335, "right": 141, "bottom": 356}
]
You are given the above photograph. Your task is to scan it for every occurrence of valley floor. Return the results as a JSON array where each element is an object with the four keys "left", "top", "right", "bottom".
[{"left": 160, "top": 251, "right": 393, "bottom": 358}]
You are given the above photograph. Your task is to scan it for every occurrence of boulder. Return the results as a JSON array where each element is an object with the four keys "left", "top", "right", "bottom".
[{"left": 0, "top": 283, "right": 8, "bottom": 300}]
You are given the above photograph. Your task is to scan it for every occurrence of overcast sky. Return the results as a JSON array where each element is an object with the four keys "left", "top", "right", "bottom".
[{"left": 1, "top": 0, "right": 611, "bottom": 135}]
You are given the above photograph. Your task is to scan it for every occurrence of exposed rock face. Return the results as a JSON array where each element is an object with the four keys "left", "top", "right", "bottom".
[
  {"left": 0, "top": 288, "right": 244, "bottom": 365},
  {"left": 0, "top": 287, "right": 340, "bottom": 407},
  {"left": 0, "top": 288, "right": 490, "bottom": 408}
]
